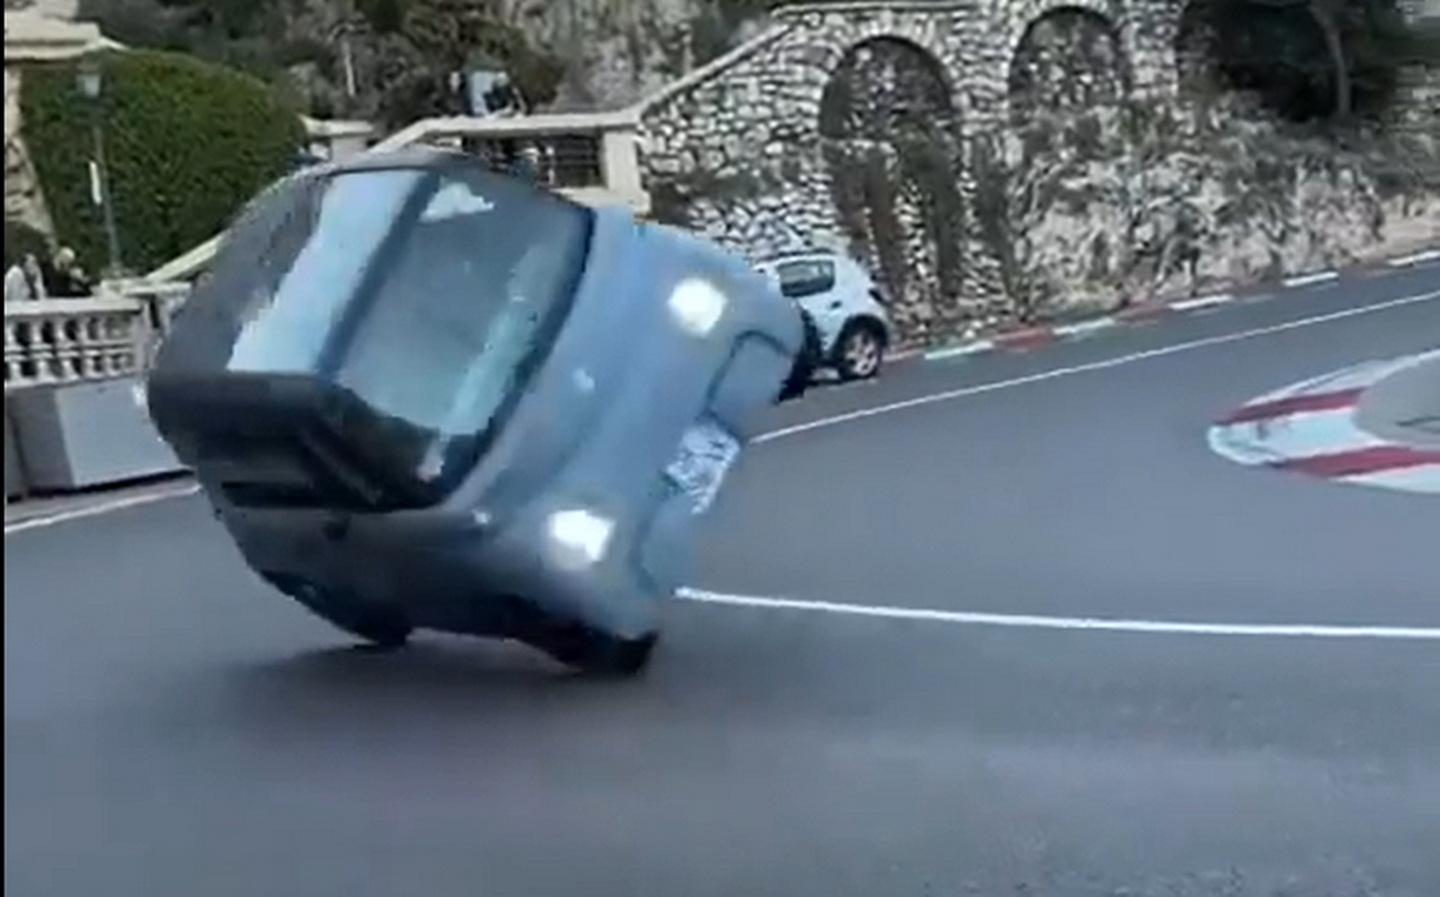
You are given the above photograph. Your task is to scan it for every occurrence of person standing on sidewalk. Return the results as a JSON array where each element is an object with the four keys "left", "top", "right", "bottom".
[{"left": 4, "top": 253, "right": 48, "bottom": 303}]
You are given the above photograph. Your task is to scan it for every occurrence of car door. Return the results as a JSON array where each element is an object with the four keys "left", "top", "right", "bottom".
[{"left": 774, "top": 258, "right": 845, "bottom": 355}]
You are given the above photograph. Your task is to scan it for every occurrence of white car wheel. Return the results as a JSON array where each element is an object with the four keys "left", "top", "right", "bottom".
[{"left": 835, "top": 323, "right": 884, "bottom": 380}]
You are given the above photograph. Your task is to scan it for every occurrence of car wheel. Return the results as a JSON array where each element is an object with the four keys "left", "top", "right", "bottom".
[
  {"left": 290, "top": 585, "right": 413, "bottom": 651},
  {"left": 834, "top": 320, "right": 885, "bottom": 381},
  {"left": 534, "top": 620, "right": 659, "bottom": 678},
  {"left": 347, "top": 616, "right": 413, "bottom": 652}
]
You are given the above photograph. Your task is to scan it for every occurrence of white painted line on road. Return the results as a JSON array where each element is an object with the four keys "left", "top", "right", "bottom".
[
  {"left": 1283, "top": 271, "right": 1340, "bottom": 289},
  {"left": 9, "top": 291, "right": 1440, "bottom": 534},
  {"left": 757, "top": 290, "right": 1440, "bottom": 445},
  {"left": 1052, "top": 316, "right": 1117, "bottom": 338},
  {"left": 1389, "top": 250, "right": 1440, "bottom": 268},
  {"left": 925, "top": 338, "right": 996, "bottom": 361},
  {"left": 677, "top": 588, "right": 1440, "bottom": 640},
  {"left": 3, "top": 483, "right": 200, "bottom": 536},
  {"left": 1342, "top": 463, "right": 1440, "bottom": 494},
  {"left": 1169, "top": 293, "right": 1234, "bottom": 312}
]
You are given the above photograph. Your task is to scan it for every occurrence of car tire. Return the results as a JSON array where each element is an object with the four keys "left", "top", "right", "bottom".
[
  {"left": 291, "top": 585, "right": 413, "bottom": 651},
  {"left": 348, "top": 617, "right": 413, "bottom": 652},
  {"left": 833, "top": 320, "right": 885, "bottom": 381},
  {"left": 533, "top": 619, "right": 659, "bottom": 677}
]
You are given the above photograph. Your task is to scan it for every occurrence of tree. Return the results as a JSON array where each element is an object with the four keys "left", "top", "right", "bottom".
[
  {"left": 1206, "top": 0, "right": 1435, "bottom": 121},
  {"left": 382, "top": 0, "right": 561, "bottom": 124}
]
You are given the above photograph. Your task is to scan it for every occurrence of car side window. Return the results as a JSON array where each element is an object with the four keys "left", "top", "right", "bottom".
[{"left": 776, "top": 260, "right": 836, "bottom": 299}]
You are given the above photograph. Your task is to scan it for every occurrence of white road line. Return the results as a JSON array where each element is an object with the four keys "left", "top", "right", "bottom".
[
  {"left": 1343, "top": 464, "right": 1440, "bottom": 494},
  {"left": 925, "top": 338, "right": 996, "bottom": 361},
  {"left": 677, "top": 588, "right": 1440, "bottom": 640},
  {"left": 8, "top": 290, "right": 1440, "bottom": 534},
  {"left": 3, "top": 483, "right": 200, "bottom": 535},
  {"left": 758, "top": 290, "right": 1440, "bottom": 444},
  {"left": 1052, "top": 317, "right": 1117, "bottom": 338},
  {"left": 1283, "top": 271, "right": 1340, "bottom": 288},
  {"left": 1170, "top": 293, "right": 1234, "bottom": 312},
  {"left": 1389, "top": 250, "right": 1440, "bottom": 268}
]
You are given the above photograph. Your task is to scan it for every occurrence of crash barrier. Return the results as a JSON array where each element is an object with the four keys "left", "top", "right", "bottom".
[{"left": 4, "top": 281, "right": 191, "bottom": 498}]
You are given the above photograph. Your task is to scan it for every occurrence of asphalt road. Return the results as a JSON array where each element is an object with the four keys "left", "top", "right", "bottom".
[{"left": 6, "top": 265, "right": 1440, "bottom": 897}]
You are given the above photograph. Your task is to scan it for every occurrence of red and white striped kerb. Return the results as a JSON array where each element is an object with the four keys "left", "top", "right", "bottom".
[{"left": 1207, "top": 355, "right": 1440, "bottom": 494}]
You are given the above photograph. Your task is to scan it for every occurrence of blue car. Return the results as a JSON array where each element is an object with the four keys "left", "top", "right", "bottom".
[{"left": 146, "top": 148, "right": 807, "bottom": 675}]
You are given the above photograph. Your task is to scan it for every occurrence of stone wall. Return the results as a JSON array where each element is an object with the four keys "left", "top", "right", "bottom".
[
  {"left": 637, "top": 1, "right": 1440, "bottom": 350},
  {"left": 3, "top": 67, "right": 57, "bottom": 245}
]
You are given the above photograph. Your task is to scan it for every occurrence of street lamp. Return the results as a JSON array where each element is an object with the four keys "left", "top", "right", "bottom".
[{"left": 76, "top": 54, "right": 124, "bottom": 281}]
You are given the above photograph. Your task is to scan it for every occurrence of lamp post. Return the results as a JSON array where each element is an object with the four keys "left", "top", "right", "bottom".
[{"left": 76, "top": 54, "right": 124, "bottom": 281}]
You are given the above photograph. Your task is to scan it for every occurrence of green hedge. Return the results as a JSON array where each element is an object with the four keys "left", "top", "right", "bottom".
[
  {"left": 20, "top": 49, "right": 305, "bottom": 277},
  {"left": 4, "top": 221, "right": 52, "bottom": 271}
]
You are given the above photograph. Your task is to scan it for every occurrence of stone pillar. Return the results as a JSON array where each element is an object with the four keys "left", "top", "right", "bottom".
[
  {"left": 1124, "top": 0, "right": 1183, "bottom": 102},
  {"left": 4, "top": 67, "right": 58, "bottom": 243}
]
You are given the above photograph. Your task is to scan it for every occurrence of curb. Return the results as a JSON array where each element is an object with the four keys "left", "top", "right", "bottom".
[
  {"left": 1206, "top": 350, "right": 1440, "bottom": 494},
  {"left": 923, "top": 248, "right": 1440, "bottom": 364}
]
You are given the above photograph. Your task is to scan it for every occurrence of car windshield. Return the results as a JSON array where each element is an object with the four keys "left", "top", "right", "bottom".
[{"left": 223, "top": 164, "right": 592, "bottom": 500}]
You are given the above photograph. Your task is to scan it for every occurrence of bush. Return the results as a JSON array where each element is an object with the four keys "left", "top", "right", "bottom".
[
  {"left": 4, "top": 221, "right": 52, "bottom": 271},
  {"left": 19, "top": 49, "right": 305, "bottom": 276}
]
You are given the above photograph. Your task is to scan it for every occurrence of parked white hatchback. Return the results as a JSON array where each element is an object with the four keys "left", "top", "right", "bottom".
[{"left": 755, "top": 250, "right": 895, "bottom": 381}]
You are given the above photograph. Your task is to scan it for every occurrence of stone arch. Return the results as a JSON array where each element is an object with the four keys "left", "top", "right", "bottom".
[
  {"left": 818, "top": 35, "right": 966, "bottom": 344},
  {"left": 1007, "top": 5, "right": 1131, "bottom": 123}
]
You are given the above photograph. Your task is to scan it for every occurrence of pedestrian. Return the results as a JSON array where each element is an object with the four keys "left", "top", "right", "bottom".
[
  {"left": 4, "top": 252, "right": 47, "bottom": 303},
  {"left": 45, "top": 246, "right": 91, "bottom": 298}
]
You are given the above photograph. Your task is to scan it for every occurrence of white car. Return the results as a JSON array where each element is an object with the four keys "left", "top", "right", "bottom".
[{"left": 755, "top": 251, "right": 894, "bottom": 381}]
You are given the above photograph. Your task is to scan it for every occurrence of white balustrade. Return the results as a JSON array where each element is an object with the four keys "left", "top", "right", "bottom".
[{"left": 4, "top": 295, "right": 149, "bottom": 391}]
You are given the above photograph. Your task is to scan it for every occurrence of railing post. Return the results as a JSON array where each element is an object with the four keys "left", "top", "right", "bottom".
[{"left": 600, "top": 125, "right": 645, "bottom": 209}]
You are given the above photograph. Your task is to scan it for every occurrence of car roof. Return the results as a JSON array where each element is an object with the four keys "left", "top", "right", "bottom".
[{"left": 755, "top": 249, "right": 856, "bottom": 268}]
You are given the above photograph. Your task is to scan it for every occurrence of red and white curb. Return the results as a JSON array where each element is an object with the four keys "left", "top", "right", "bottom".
[
  {"left": 923, "top": 249, "right": 1439, "bottom": 363},
  {"left": 1206, "top": 351, "right": 1440, "bottom": 494}
]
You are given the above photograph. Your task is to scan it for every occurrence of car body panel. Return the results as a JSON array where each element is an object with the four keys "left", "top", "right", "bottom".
[
  {"left": 147, "top": 149, "right": 804, "bottom": 647},
  {"left": 755, "top": 251, "right": 893, "bottom": 363}
]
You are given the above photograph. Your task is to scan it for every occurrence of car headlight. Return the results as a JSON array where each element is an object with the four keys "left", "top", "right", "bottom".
[
  {"left": 668, "top": 278, "right": 727, "bottom": 337},
  {"left": 545, "top": 508, "right": 616, "bottom": 570}
]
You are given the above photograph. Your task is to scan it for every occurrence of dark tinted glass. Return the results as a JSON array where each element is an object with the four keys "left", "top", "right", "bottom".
[{"left": 775, "top": 259, "right": 836, "bottom": 299}]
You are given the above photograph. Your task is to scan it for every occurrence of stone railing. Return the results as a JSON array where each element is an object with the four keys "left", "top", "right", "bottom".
[
  {"left": 2, "top": 278, "right": 190, "bottom": 391},
  {"left": 145, "top": 110, "right": 649, "bottom": 285},
  {"left": 4, "top": 294, "right": 149, "bottom": 391}
]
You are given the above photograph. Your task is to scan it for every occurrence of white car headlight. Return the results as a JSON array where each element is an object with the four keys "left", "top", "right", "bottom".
[
  {"left": 667, "top": 278, "right": 727, "bottom": 337},
  {"left": 545, "top": 508, "right": 616, "bottom": 569}
]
